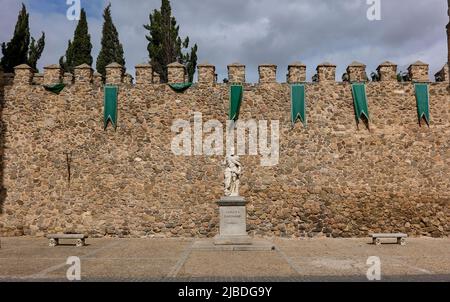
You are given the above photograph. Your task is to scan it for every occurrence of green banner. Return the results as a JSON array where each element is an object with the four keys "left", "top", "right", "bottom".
[
  {"left": 169, "top": 82, "right": 193, "bottom": 92},
  {"left": 44, "top": 83, "right": 66, "bottom": 95},
  {"left": 351, "top": 83, "right": 370, "bottom": 123},
  {"left": 291, "top": 84, "right": 307, "bottom": 126},
  {"left": 104, "top": 86, "right": 118, "bottom": 130},
  {"left": 229, "top": 85, "right": 243, "bottom": 121},
  {"left": 414, "top": 83, "right": 430, "bottom": 126}
]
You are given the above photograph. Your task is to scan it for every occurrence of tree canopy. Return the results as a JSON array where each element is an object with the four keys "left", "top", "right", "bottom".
[
  {"left": 0, "top": 4, "right": 45, "bottom": 72},
  {"left": 96, "top": 4, "right": 125, "bottom": 77},
  {"left": 144, "top": 0, "right": 198, "bottom": 82},
  {"left": 60, "top": 9, "right": 93, "bottom": 73}
]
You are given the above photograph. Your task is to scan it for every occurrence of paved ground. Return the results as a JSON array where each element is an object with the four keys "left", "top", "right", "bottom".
[{"left": 0, "top": 237, "right": 449, "bottom": 282}]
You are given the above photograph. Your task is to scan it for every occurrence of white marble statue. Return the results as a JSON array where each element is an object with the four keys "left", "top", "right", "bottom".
[{"left": 224, "top": 155, "right": 242, "bottom": 197}]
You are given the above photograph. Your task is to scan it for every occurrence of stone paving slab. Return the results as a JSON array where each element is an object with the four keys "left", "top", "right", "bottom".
[
  {"left": 192, "top": 239, "right": 275, "bottom": 251},
  {"left": 0, "top": 237, "right": 449, "bottom": 281},
  {"left": 45, "top": 258, "right": 179, "bottom": 280},
  {"left": 273, "top": 237, "right": 450, "bottom": 277},
  {"left": 177, "top": 251, "right": 296, "bottom": 278}
]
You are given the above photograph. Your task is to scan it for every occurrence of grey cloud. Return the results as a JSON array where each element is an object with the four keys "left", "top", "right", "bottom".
[{"left": 0, "top": 0, "right": 448, "bottom": 82}]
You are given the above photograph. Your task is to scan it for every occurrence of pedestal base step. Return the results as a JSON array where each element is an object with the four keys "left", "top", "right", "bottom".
[
  {"left": 193, "top": 239, "right": 275, "bottom": 251},
  {"left": 214, "top": 235, "right": 252, "bottom": 246}
]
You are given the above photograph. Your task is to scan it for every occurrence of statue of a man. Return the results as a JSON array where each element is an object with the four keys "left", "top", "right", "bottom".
[{"left": 224, "top": 155, "right": 242, "bottom": 197}]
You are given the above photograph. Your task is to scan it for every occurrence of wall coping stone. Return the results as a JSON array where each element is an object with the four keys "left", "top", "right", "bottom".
[
  {"left": 409, "top": 60, "right": 429, "bottom": 67},
  {"left": 44, "top": 64, "right": 61, "bottom": 69},
  {"left": 198, "top": 62, "right": 214, "bottom": 67},
  {"left": 228, "top": 63, "right": 245, "bottom": 67},
  {"left": 348, "top": 61, "right": 366, "bottom": 67},
  {"left": 167, "top": 62, "right": 184, "bottom": 67},
  {"left": 14, "top": 64, "right": 32, "bottom": 70},
  {"left": 289, "top": 61, "right": 306, "bottom": 67},
  {"left": 74, "top": 63, "right": 93, "bottom": 70},
  {"left": 135, "top": 63, "right": 152, "bottom": 68},
  {"left": 378, "top": 61, "right": 397, "bottom": 67},
  {"left": 317, "top": 62, "right": 337, "bottom": 67},
  {"left": 106, "top": 62, "right": 123, "bottom": 68}
]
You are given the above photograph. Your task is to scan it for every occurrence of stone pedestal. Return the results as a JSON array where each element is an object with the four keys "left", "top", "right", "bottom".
[{"left": 214, "top": 196, "right": 252, "bottom": 245}]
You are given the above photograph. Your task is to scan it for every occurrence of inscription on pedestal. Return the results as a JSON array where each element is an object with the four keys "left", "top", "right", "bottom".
[
  {"left": 215, "top": 196, "right": 252, "bottom": 245},
  {"left": 220, "top": 206, "right": 246, "bottom": 236}
]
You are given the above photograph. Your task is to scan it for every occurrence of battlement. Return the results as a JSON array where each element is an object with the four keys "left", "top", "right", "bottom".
[
  {"left": 0, "top": 58, "right": 449, "bottom": 239},
  {"left": 3, "top": 60, "right": 441, "bottom": 88}
]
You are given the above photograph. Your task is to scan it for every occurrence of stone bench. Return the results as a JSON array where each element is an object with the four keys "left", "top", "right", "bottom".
[
  {"left": 47, "top": 234, "right": 88, "bottom": 247},
  {"left": 371, "top": 233, "right": 407, "bottom": 246}
]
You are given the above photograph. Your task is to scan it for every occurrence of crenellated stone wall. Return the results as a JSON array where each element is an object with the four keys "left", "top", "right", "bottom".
[
  {"left": 377, "top": 61, "right": 397, "bottom": 82},
  {"left": 105, "top": 62, "right": 124, "bottom": 85},
  {"left": 167, "top": 62, "right": 186, "bottom": 83},
  {"left": 228, "top": 63, "right": 245, "bottom": 83},
  {"left": 447, "top": 0, "right": 450, "bottom": 86},
  {"left": 258, "top": 64, "right": 277, "bottom": 83},
  {"left": 197, "top": 62, "right": 216, "bottom": 84},
  {"left": 287, "top": 62, "right": 306, "bottom": 84},
  {"left": 317, "top": 63, "right": 336, "bottom": 82},
  {"left": 347, "top": 62, "right": 367, "bottom": 82},
  {"left": 43, "top": 64, "right": 63, "bottom": 85},
  {"left": 408, "top": 61, "right": 430, "bottom": 83},
  {"left": 0, "top": 61, "right": 449, "bottom": 239}
]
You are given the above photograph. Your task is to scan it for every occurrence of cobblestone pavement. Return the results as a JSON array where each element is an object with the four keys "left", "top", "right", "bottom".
[{"left": 0, "top": 237, "right": 449, "bottom": 282}]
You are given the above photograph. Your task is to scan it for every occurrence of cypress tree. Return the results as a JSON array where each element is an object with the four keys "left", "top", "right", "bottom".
[
  {"left": 96, "top": 4, "right": 125, "bottom": 77},
  {"left": 60, "top": 9, "right": 93, "bottom": 73},
  {"left": 1, "top": 4, "right": 45, "bottom": 72},
  {"left": 184, "top": 43, "right": 197, "bottom": 82},
  {"left": 28, "top": 34, "right": 46, "bottom": 70},
  {"left": 144, "top": 0, "right": 198, "bottom": 82}
]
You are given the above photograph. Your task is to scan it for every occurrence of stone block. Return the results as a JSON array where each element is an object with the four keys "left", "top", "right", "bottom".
[
  {"left": 288, "top": 62, "right": 306, "bottom": 83},
  {"left": 167, "top": 62, "right": 186, "bottom": 83},
  {"left": 106, "top": 62, "right": 124, "bottom": 85},
  {"left": 258, "top": 64, "right": 277, "bottom": 83},
  {"left": 347, "top": 61, "right": 367, "bottom": 82},
  {"left": 317, "top": 62, "right": 336, "bottom": 82},
  {"left": 135, "top": 63, "right": 153, "bottom": 85},
  {"left": 73, "top": 64, "right": 93, "bottom": 84},
  {"left": 198, "top": 62, "right": 216, "bottom": 84},
  {"left": 377, "top": 61, "right": 397, "bottom": 82},
  {"left": 228, "top": 63, "right": 245, "bottom": 83},
  {"left": 13, "top": 64, "right": 33, "bottom": 86},
  {"left": 214, "top": 196, "right": 252, "bottom": 245},
  {"left": 43, "top": 64, "right": 63, "bottom": 85},
  {"left": 408, "top": 61, "right": 429, "bottom": 82}
]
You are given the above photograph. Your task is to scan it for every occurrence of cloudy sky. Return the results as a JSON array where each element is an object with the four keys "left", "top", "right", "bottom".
[{"left": 0, "top": 0, "right": 448, "bottom": 82}]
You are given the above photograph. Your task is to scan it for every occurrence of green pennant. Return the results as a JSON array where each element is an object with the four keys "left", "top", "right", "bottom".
[
  {"left": 291, "top": 84, "right": 307, "bottom": 126},
  {"left": 351, "top": 83, "right": 370, "bottom": 123},
  {"left": 168, "top": 82, "right": 193, "bottom": 92},
  {"left": 44, "top": 83, "right": 66, "bottom": 95},
  {"left": 414, "top": 83, "right": 430, "bottom": 126},
  {"left": 104, "top": 86, "right": 118, "bottom": 130},
  {"left": 229, "top": 85, "right": 243, "bottom": 121}
]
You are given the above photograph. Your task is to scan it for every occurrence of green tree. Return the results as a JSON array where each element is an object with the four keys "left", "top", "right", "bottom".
[
  {"left": 144, "top": 0, "right": 198, "bottom": 82},
  {"left": 60, "top": 9, "right": 93, "bottom": 73},
  {"left": 96, "top": 4, "right": 125, "bottom": 77},
  {"left": 0, "top": 4, "right": 45, "bottom": 72}
]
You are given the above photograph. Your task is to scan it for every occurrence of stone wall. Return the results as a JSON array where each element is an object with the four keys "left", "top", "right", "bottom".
[
  {"left": 0, "top": 62, "right": 449, "bottom": 239},
  {"left": 448, "top": 0, "right": 450, "bottom": 87},
  {"left": 435, "top": 64, "right": 449, "bottom": 82}
]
